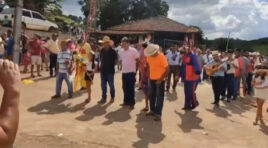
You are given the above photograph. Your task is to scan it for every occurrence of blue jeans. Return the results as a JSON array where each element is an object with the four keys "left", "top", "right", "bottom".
[
  {"left": 0, "top": 55, "right": 3, "bottom": 59},
  {"left": 149, "top": 80, "right": 165, "bottom": 116},
  {"left": 234, "top": 77, "right": 241, "bottom": 99},
  {"left": 101, "top": 73, "right": 115, "bottom": 100},
  {"left": 56, "top": 73, "right": 73, "bottom": 96}
]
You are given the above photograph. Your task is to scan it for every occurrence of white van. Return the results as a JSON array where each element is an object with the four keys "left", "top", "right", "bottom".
[{"left": 0, "top": 8, "right": 59, "bottom": 32}]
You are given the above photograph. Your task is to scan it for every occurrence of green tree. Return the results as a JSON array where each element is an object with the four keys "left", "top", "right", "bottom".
[
  {"left": 128, "top": 0, "right": 169, "bottom": 21},
  {"left": 78, "top": 0, "right": 169, "bottom": 30},
  {"left": 5, "top": 0, "right": 65, "bottom": 14}
]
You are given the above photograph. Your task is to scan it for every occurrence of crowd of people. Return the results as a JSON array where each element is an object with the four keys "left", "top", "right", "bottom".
[{"left": 0, "top": 31, "right": 268, "bottom": 147}]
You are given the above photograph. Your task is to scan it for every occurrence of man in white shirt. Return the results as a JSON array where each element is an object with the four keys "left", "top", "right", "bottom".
[
  {"left": 202, "top": 50, "right": 212, "bottom": 80},
  {"left": 118, "top": 37, "right": 139, "bottom": 110},
  {"left": 44, "top": 33, "right": 60, "bottom": 77},
  {"left": 166, "top": 46, "right": 181, "bottom": 92}
]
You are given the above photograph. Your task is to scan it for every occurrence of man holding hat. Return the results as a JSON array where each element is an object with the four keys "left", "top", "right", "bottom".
[
  {"left": 97, "top": 36, "right": 118, "bottom": 104},
  {"left": 206, "top": 51, "right": 227, "bottom": 106},
  {"left": 118, "top": 37, "right": 139, "bottom": 110},
  {"left": 44, "top": 33, "right": 60, "bottom": 77},
  {"left": 145, "top": 44, "right": 169, "bottom": 121}
]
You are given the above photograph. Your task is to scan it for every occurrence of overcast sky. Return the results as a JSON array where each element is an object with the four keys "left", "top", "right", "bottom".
[{"left": 60, "top": 0, "right": 268, "bottom": 40}]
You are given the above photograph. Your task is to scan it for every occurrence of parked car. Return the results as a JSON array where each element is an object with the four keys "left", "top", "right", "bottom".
[{"left": 0, "top": 8, "right": 59, "bottom": 32}]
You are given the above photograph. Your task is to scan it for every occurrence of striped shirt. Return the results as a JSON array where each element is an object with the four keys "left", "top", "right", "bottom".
[{"left": 57, "top": 50, "right": 72, "bottom": 73}]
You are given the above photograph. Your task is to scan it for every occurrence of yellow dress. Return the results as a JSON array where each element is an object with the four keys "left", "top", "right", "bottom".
[{"left": 74, "top": 43, "right": 92, "bottom": 91}]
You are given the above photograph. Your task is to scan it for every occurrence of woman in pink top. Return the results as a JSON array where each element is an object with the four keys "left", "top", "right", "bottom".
[{"left": 138, "top": 42, "right": 150, "bottom": 112}]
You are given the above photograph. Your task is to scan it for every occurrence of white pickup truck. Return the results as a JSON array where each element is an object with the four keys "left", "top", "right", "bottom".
[{"left": 0, "top": 8, "right": 59, "bottom": 32}]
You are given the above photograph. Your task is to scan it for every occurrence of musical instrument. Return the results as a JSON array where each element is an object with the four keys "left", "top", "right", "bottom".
[
  {"left": 206, "top": 64, "right": 221, "bottom": 76},
  {"left": 205, "top": 58, "right": 228, "bottom": 76}
]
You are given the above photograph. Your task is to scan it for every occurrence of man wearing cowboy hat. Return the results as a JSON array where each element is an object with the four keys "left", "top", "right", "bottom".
[
  {"left": 97, "top": 36, "right": 118, "bottom": 104},
  {"left": 145, "top": 44, "right": 169, "bottom": 121},
  {"left": 44, "top": 33, "right": 60, "bottom": 77}
]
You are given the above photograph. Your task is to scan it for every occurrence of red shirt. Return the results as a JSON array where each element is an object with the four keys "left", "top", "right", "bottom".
[{"left": 29, "top": 39, "right": 42, "bottom": 56}]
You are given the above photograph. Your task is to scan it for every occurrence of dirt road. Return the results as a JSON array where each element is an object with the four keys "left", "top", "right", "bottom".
[{"left": 1, "top": 71, "right": 267, "bottom": 148}]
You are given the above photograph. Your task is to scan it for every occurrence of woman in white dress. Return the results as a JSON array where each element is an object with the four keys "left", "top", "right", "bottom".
[{"left": 253, "top": 68, "right": 268, "bottom": 125}]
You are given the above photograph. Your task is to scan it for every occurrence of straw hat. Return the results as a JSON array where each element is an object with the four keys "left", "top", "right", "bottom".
[
  {"left": 144, "top": 44, "right": 160, "bottom": 56},
  {"left": 98, "top": 36, "right": 112, "bottom": 44},
  {"left": 211, "top": 51, "right": 219, "bottom": 56}
]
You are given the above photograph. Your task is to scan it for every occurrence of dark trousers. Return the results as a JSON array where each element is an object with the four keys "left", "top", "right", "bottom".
[
  {"left": 226, "top": 74, "right": 235, "bottom": 99},
  {"left": 221, "top": 74, "right": 228, "bottom": 98},
  {"left": 50, "top": 53, "right": 58, "bottom": 76},
  {"left": 149, "top": 80, "right": 165, "bottom": 116},
  {"left": 203, "top": 69, "right": 209, "bottom": 81},
  {"left": 101, "top": 73, "right": 115, "bottom": 100},
  {"left": 184, "top": 81, "right": 199, "bottom": 109},
  {"left": 122, "top": 73, "right": 136, "bottom": 106},
  {"left": 246, "top": 73, "right": 253, "bottom": 95},
  {"left": 166, "top": 65, "right": 179, "bottom": 90},
  {"left": 211, "top": 76, "right": 224, "bottom": 103}
]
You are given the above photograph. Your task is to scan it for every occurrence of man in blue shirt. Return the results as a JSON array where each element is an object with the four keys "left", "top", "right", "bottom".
[{"left": 206, "top": 51, "right": 227, "bottom": 107}]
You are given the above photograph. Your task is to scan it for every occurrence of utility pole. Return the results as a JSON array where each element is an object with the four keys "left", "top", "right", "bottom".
[
  {"left": 86, "top": 0, "right": 97, "bottom": 39},
  {"left": 13, "top": 0, "right": 23, "bottom": 64},
  {"left": 226, "top": 32, "right": 231, "bottom": 52}
]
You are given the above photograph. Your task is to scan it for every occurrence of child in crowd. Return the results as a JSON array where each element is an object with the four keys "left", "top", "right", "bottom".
[
  {"left": 84, "top": 50, "right": 97, "bottom": 104},
  {"left": 68, "top": 51, "right": 78, "bottom": 83}
]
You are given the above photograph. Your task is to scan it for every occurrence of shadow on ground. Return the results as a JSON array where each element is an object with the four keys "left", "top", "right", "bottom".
[
  {"left": 76, "top": 103, "right": 112, "bottom": 121},
  {"left": 206, "top": 105, "right": 232, "bottom": 119},
  {"left": 132, "top": 112, "right": 165, "bottom": 148},
  {"left": 175, "top": 110, "right": 204, "bottom": 133},
  {"left": 221, "top": 98, "right": 253, "bottom": 117},
  {"left": 102, "top": 107, "right": 132, "bottom": 125},
  {"left": 259, "top": 122, "right": 268, "bottom": 135},
  {"left": 27, "top": 91, "right": 86, "bottom": 115}
]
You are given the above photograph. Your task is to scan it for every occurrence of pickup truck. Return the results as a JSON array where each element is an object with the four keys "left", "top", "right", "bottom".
[{"left": 0, "top": 8, "right": 59, "bottom": 32}]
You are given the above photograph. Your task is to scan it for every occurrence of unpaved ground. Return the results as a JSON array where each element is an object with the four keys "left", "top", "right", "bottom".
[{"left": 1, "top": 70, "right": 268, "bottom": 148}]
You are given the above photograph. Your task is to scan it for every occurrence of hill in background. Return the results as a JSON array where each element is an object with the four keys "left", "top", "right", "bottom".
[{"left": 204, "top": 37, "right": 268, "bottom": 55}]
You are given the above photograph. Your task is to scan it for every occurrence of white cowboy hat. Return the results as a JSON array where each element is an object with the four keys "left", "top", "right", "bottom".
[
  {"left": 144, "top": 44, "right": 160, "bottom": 56},
  {"left": 98, "top": 36, "right": 112, "bottom": 44},
  {"left": 211, "top": 51, "right": 219, "bottom": 56}
]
